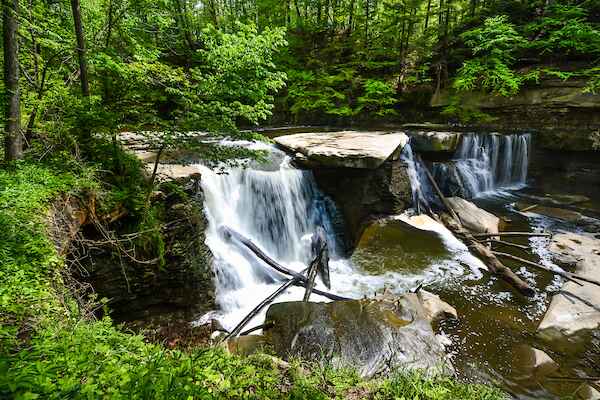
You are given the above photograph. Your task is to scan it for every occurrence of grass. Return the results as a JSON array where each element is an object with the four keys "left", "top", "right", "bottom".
[{"left": 0, "top": 158, "right": 507, "bottom": 399}]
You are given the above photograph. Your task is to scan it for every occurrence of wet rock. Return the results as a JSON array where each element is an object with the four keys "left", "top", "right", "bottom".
[
  {"left": 511, "top": 345, "right": 559, "bottom": 380},
  {"left": 537, "top": 233, "right": 600, "bottom": 345},
  {"left": 516, "top": 202, "right": 583, "bottom": 223},
  {"left": 446, "top": 197, "right": 500, "bottom": 234},
  {"left": 352, "top": 217, "right": 449, "bottom": 273},
  {"left": 418, "top": 290, "right": 458, "bottom": 323},
  {"left": 409, "top": 131, "right": 462, "bottom": 153},
  {"left": 274, "top": 131, "right": 409, "bottom": 169},
  {"left": 545, "top": 194, "right": 591, "bottom": 206},
  {"left": 312, "top": 155, "right": 413, "bottom": 248},
  {"left": 263, "top": 293, "right": 451, "bottom": 378},
  {"left": 226, "top": 335, "right": 269, "bottom": 356}
]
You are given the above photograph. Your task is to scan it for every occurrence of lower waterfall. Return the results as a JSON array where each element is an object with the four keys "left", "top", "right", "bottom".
[{"left": 198, "top": 142, "right": 484, "bottom": 331}]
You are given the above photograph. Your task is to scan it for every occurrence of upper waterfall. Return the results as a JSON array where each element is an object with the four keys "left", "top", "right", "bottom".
[{"left": 433, "top": 133, "right": 531, "bottom": 199}]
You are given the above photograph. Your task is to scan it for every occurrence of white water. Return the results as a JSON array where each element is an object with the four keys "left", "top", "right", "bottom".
[
  {"left": 434, "top": 133, "right": 531, "bottom": 198},
  {"left": 198, "top": 142, "right": 484, "bottom": 331}
]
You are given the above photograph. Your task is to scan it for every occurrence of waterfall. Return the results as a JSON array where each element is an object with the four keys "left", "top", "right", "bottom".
[
  {"left": 198, "top": 141, "right": 485, "bottom": 331},
  {"left": 437, "top": 133, "right": 531, "bottom": 199}
]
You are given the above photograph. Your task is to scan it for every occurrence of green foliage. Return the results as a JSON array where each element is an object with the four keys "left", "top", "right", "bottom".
[
  {"left": 525, "top": 5, "right": 600, "bottom": 57},
  {"left": 454, "top": 16, "right": 525, "bottom": 96},
  {"left": 355, "top": 79, "right": 398, "bottom": 117},
  {"left": 0, "top": 161, "right": 96, "bottom": 351},
  {"left": 373, "top": 370, "right": 506, "bottom": 400}
]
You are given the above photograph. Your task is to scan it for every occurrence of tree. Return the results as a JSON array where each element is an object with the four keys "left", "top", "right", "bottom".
[
  {"left": 3, "top": 0, "right": 22, "bottom": 161},
  {"left": 70, "top": 0, "right": 90, "bottom": 98}
]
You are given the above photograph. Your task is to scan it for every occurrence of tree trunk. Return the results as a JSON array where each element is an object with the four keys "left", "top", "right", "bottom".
[
  {"left": 3, "top": 0, "right": 22, "bottom": 161},
  {"left": 70, "top": 0, "right": 90, "bottom": 98},
  {"left": 347, "top": 0, "right": 355, "bottom": 34},
  {"left": 424, "top": 0, "right": 432, "bottom": 30}
]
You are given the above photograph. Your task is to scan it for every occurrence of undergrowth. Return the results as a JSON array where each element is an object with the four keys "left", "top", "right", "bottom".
[{"left": 0, "top": 157, "right": 507, "bottom": 399}]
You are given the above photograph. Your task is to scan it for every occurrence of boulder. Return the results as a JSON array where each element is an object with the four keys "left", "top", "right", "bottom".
[
  {"left": 352, "top": 218, "right": 450, "bottom": 274},
  {"left": 274, "top": 131, "right": 409, "bottom": 169},
  {"left": 226, "top": 335, "right": 269, "bottom": 356},
  {"left": 409, "top": 131, "right": 462, "bottom": 153},
  {"left": 418, "top": 290, "right": 458, "bottom": 323},
  {"left": 446, "top": 197, "right": 500, "bottom": 234},
  {"left": 263, "top": 293, "right": 452, "bottom": 378},
  {"left": 143, "top": 163, "right": 202, "bottom": 183},
  {"left": 537, "top": 233, "right": 600, "bottom": 345}
]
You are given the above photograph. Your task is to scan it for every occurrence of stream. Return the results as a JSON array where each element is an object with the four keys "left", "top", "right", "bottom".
[{"left": 196, "top": 129, "right": 600, "bottom": 399}]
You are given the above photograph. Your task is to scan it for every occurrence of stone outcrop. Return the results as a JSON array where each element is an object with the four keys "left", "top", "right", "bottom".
[
  {"left": 263, "top": 292, "right": 453, "bottom": 378},
  {"left": 537, "top": 233, "right": 600, "bottom": 345},
  {"left": 446, "top": 197, "right": 500, "bottom": 234},
  {"left": 74, "top": 177, "right": 215, "bottom": 321},
  {"left": 430, "top": 79, "right": 600, "bottom": 151},
  {"left": 274, "top": 131, "right": 409, "bottom": 169},
  {"left": 408, "top": 131, "right": 462, "bottom": 153},
  {"left": 312, "top": 156, "right": 413, "bottom": 248},
  {"left": 119, "top": 131, "right": 203, "bottom": 183},
  {"left": 274, "top": 131, "right": 413, "bottom": 248}
]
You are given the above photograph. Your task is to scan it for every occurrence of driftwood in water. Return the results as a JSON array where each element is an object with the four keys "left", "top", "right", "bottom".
[
  {"left": 303, "top": 257, "right": 320, "bottom": 302},
  {"left": 493, "top": 251, "right": 600, "bottom": 288},
  {"left": 417, "top": 155, "right": 462, "bottom": 224},
  {"left": 473, "top": 232, "right": 551, "bottom": 238},
  {"left": 484, "top": 239, "right": 530, "bottom": 251},
  {"left": 441, "top": 215, "right": 535, "bottom": 296},
  {"left": 311, "top": 227, "right": 331, "bottom": 289},
  {"left": 240, "top": 322, "right": 274, "bottom": 337},
  {"left": 221, "top": 226, "right": 348, "bottom": 301},
  {"left": 304, "top": 228, "right": 330, "bottom": 301},
  {"left": 224, "top": 267, "right": 310, "bottom": 340},
  {"left": 418, "top": 160, "right": 535, "bottom": 297}
]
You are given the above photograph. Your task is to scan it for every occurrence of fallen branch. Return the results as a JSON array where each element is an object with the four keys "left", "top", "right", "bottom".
[
  {"left": 473, "top": 232, "right": 551, "bottom": 238},
  {"left": 483, "top": 239, "right": 530, "bottom": 251},
  {"left": 221, "top": 226, "right": 349, "bottom": 301},
  {"left": 493, "top": 251, "right": 600, "bottom": 288},
  {"left": 303, "top": 256, "right": 320, "bottom": 302},
  {"left": 418, "top": 160, "right": 534, "bottom": 297},
  {"left": 223, "top": 267, "right": 309, "bottom": 341},
  {"left": 240, "top": 322, "right": 275, "bottom": 336}
]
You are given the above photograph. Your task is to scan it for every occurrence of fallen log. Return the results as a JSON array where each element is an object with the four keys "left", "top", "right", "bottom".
[
  {"left": 473, "top": 232, "right": 551, "bottom": 238},
  {"left": 417, "top": 155, "right": 462, "bottom": 224},
  {"left": 442, "top": 216, "right": 535, "bottom": 296},
  {"left": 221, "top": 226, "right": 349, "bottom": 301},
  {"left": 493, "top": 251, "right": 600, "bottom": 288},
  {"left": 418, "top": 160, "right": 535, "bottom": 296}
]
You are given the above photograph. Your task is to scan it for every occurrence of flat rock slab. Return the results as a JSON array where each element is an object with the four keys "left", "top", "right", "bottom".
[
  {"left": 274, "top": 131, "right": 409, "bottom": 169},
  {"left": 264, "top": 293, "right": 450, "bottom": 378},
  {"left": 537, "top": 233, "right": 600, "bottom": 344}
]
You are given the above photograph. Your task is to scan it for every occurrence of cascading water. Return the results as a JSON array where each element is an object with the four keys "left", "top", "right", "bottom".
[
  {"left": 198, "top": 141, "right": 485, "bottom": 331},
  {"left": 433, "top": 133, "right": 531, "bottom": 198}
]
